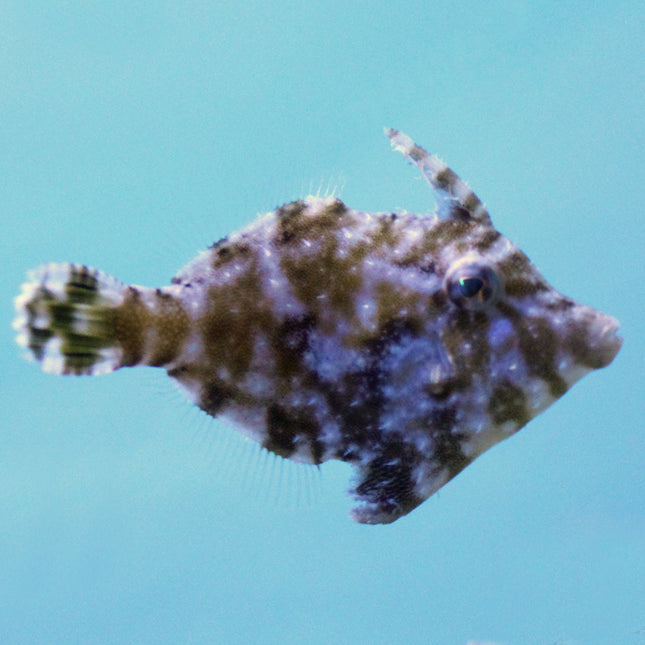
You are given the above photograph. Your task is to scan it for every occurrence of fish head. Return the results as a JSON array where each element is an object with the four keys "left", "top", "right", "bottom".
[{"left": 436, "top": 227, "right": 622, "bottom": 447}]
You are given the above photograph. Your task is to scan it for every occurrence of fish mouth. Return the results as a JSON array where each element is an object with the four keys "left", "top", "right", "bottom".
[{"left": 590, "top": 313, "right": 623, "bottom": 369}]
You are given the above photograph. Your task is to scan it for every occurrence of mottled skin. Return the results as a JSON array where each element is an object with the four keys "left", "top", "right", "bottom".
[{"left": 14, "top": 130, "right": 622, "bottom": 524}]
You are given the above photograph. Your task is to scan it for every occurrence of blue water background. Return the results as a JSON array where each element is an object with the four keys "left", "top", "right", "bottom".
[{"left": 1, "top": 3, "right": 643, "bottom": 644}]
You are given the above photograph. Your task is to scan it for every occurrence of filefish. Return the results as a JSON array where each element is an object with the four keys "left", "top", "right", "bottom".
[{"left": 13, "top": 130, "right": 622, "bottom": 524}]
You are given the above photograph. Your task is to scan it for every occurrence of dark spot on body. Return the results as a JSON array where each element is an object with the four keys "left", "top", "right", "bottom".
[
  {"left": 216, "top": 247, "right": 232, "bottom": 262},
  {"left": 166, "top": 365, "right": 187, "bottom": 377},
  {"left": 488, "top": 379, "right": 530, "bottom": 427},
  {"left": 326, "top": 318, "right": 423, "bottom": 459},
  {"left": 168, "top": 365, "right": 238, "bottom": 417},
  {"left": 325, "top": 364, "right": 386, "bottom": 454},
  {"left": 275, "top": 200, "right": 307, "bottom": 244},
  {"left": 429, "top": 407, "right": 470, "bottom": 477},
  {"left": 170, "top": 277, "right": 198, "bottom": 287},
  {"left": 450, "top": 205, "right": 472, "bottom": 221},
  {"left": 369, "top": 317, "right": 422, "bottom": 357},
  {"left": 211, "top": 242, "right": 252, "bottom": 269},
  {"left": 199, "top": 379, "right": 235, "bottom": 416},
  {"left": 272, "top": 314, "right": 316, "bottom": 379},
  {"left": 430, "top": 290, "right": 448, "bottom": 309},
  {"left": 265, "top": 403, "right": 323, "bottom": 464},
  {"left": 276, "top": 314, "right": 316, "bottom": 353}
]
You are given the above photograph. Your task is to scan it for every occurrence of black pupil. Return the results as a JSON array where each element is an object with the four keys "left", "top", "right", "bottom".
[{"left": 458, "top": 276, "right": 484, "bottom": 298}]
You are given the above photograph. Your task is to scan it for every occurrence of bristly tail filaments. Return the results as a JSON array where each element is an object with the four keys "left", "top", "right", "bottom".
[{"left": 13, "top": 263, "right": 127, "bottom": 375}]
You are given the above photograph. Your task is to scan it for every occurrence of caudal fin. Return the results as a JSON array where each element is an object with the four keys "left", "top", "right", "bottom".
[{"left": 13, "top": 263, "right": 127, "bottom": 375}]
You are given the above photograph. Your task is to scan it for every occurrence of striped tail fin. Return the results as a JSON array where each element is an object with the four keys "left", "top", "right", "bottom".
[{"left": 13, "top": 263, "right": 127, "bottom": 375}]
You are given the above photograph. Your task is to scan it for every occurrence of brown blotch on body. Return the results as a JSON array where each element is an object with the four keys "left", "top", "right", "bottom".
[
  {"left": 114, "top": 287, "right": 148, "bottom": 367},
  {"left": 277, "top": 200, "right": 368, "bottom": 328},
  {"left": 497, "top": 251, "right": 549, "bottom": 297},
  {"left": 167, "top": 365, "right": 240, "bottom": 417},
  {"left": 367, "top": 213, "right": 401, "bottom": 249},
  {"left": 474, "top": 229, "right": 501, "bottom": 252},
  {"left": 275, "top": 199, "right": 347, "bottom": 247},
  {"left": 399, "top": 219, "right": 475, "bottom": 266},
  {"left": 488, "top": 379, "right": 530, "bottom": 427},
  {"left": 199, "top": 266, "right": 275, "bottom": 380},
  {"left": 498, "top": 302, "right": 568, "bottom": 398},
  {"left": 373, "top": 281, "right": 424, "bottom": 333},
  {"left": 563, "top": 324, "right": 610, "bottom": 369},
  {"left": 147, "top": 290, "right": 191, "bottom": 367},
  {"left": 114, "top": 288, "right": 190, "bottom": 368},
  {"left": 281, "top": 243, "right": 365, "bottom": 332},
  {"left": 429, "top": 407, "right": 471, "bottom": 478},
  {"left": 519, "top": 317, "right": 568, "bottom": 398}
]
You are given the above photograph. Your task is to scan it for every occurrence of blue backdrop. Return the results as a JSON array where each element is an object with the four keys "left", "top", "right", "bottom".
[{"left": 2, "top": 2, "right": 643, "bottom": 643}]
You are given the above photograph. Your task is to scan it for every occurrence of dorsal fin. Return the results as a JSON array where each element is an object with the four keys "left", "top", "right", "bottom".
[{"left": 386, "top": 128, "right": 492, "bottom": 225}]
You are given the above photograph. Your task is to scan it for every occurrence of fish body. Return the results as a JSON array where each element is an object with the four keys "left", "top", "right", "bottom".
[{"left": 14, "top": 130, "right": 622, "bottom": 524}]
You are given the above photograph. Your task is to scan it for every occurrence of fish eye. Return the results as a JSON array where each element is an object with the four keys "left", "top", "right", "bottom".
[{"left": 445, "top": 261, "right": 501, "bottom": 310}]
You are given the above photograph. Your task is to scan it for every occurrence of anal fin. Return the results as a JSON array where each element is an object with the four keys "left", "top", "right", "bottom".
[{"left": 349, "top": 444, "right": 424, "bottom": 525}]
